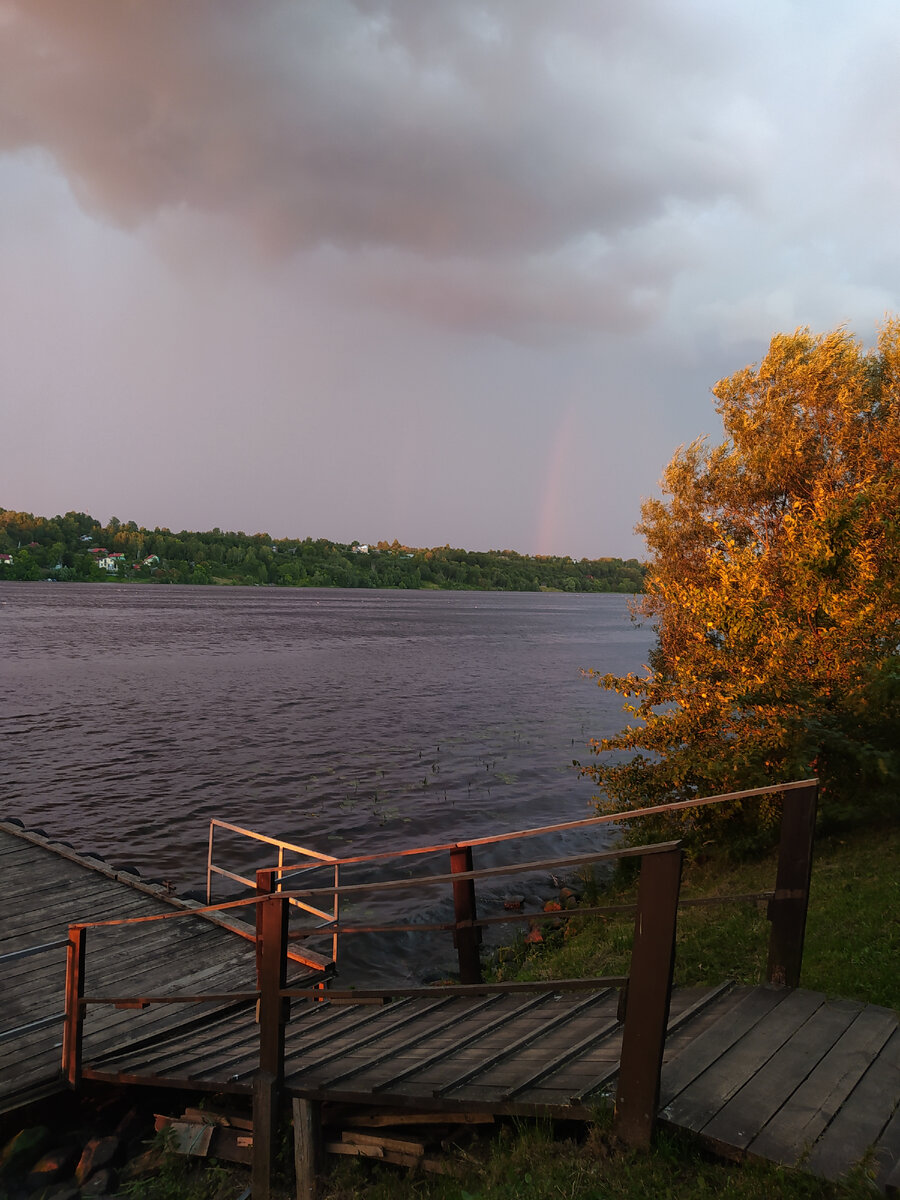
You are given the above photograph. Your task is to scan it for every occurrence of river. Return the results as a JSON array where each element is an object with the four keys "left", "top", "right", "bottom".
[{"left": 0, "top": 582, "right": 653, "bottom": 982}]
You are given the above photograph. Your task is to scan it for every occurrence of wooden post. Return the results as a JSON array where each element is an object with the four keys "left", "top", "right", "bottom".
[
  {"left": 256, "top": 867, "right": 279, "bottom": 991},
  {"left": 293, "top": 1097, "right": 322, "bottom": 1200},
  {"left": 450, "top": 844, "right": 482, "bottom": 985},
  {"left": 253, "top": 891, "right": 289, "bottom": 1200},
  {"left": 767, "top": 782, "right": 817, "bottom": 988},
  {"left": 252, "top": 1070, "right": 278, "bottom": 1200},
  {"left": 614, "top": 845, "right": 683, "bottom": 1149},
  {"left": 61, "top": 924, "right": 86, "bottom": 1087}
]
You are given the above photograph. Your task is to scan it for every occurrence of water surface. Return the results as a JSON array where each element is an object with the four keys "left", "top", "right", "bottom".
[{"left": 1, "top": 583, "right": 652, "bottom": 981}]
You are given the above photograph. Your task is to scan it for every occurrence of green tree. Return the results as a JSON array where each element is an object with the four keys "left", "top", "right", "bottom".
[{"left": 583, "top": 322, "right": 900, "bottom": 845}]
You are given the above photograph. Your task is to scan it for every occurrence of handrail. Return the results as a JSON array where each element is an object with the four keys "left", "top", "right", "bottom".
[
  {"left": 0, "top": 937, "right": 69, "bottom": 964},
  {"left": 203, "top": 779, "right": 816, "bottom": 974},
  {"left": 67, "top": 839, "right": 680, "bottom": 931},
  {"left": 264, "top": 778, "right": 820, "bottom": 873},
  {"left": 206, "top": 818, "right": 341, "bottom": 962}
]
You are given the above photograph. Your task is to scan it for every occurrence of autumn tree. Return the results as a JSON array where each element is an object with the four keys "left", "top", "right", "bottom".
[{"left": 584, "top": 322, "right": 900, "bottom": 845}]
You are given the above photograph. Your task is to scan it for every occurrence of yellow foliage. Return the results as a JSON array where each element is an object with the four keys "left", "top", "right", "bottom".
[{"left": 584, "top": 321, "right": 900, "bottom": 846}]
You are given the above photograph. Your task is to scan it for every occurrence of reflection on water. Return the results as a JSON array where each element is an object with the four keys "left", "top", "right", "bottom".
[{"left": 1, "top": 582, "right": 652, "bottom": 982}]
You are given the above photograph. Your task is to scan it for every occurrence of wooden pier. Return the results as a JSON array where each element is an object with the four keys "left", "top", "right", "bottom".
[
  {"left": 0, "top": 820, "right": 328, "bottom": 1114},
  {"left": 3, "top": 781, "right": 899, "bottom": 1197},
  {"left": 78, "top": 979, "right": 899, "bottom": 1192}
]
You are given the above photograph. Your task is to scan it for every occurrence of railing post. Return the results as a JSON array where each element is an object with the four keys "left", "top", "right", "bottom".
[
  {"left": 449, "top": 844, "right": 482, "bottom": 985},
  {"left": 206, "top": 821, "right": 215, "bottom": 904},
  {"left": 332, "top": 862, "right": 340, "bottom": 968},
  {"left": 253, "top": 889, "right": 289, "bottom": 1200},
  {"left": 62, "top": 924, "right": 85, "bottom": 1087},
  {"left": 615, "top": 844, "right": 683, "bottom": 1149},
  {"left": 255, "top": 867, "right": 279, "bottom": 990},
  {"left": 767, "top": 782, "right": 818, "bottom": 988}
]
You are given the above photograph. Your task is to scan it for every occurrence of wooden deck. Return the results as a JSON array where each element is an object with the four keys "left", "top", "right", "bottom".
[
  {"left": 5, "top": 784, "right": 898, "bottom": 1196},
  {"left": 0, "top": 820, "right": 323, "bottom": 1114},
  {"left": 80, "top": 979, "right": 900, "bottom": 1192}
]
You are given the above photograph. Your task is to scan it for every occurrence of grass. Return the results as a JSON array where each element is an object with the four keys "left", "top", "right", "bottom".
[
  {"left": 320, "top": 1121, "right": 877, "bottom": 1200},
  {"left": 494, "top": 820, "right": 900, "bottom": 1009}
]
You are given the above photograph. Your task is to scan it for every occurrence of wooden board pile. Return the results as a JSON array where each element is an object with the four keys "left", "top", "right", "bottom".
[
  {"left": 155, "top": 1103, "right": 496, "bottom": 1180},
  {"left": 323, "top": 1108, "right": 495, "bottom": 1176}
]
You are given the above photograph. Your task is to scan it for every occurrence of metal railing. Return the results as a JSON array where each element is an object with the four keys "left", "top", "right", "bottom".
[
  {"left": 208, "top": 777, "right": 818, "bottom": 982},
  {"left": 206, "top": 819, "right": 340, "bottom": 964},
  {"left": 0, "top": 938, "right": 70, "bottom": 1045}
]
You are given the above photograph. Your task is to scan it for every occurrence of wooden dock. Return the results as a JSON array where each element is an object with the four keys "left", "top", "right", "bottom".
[
  {"left": 0, "top": 819, "right": 326, "bottom": 1114},
  {"left": 78, "top": 978, "right": 900, "bottom": 1192},
  {"left": 4, "top": 781, "right": 899, "bottom": 1196}
]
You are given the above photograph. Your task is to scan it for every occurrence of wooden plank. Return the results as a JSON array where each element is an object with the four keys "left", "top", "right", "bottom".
[
  {"left": 700, "top": 997, "right": 862, "bottom": 1155},
  {"left": 804, "top": 1028, "right": 900, "bottom": 1181},
  {"left": 747, "top": 1005, "right": 898, "bottom": 1167},
  {"left": 341, "top": 1130, "right": 425, "bottom": 1156},
  {"left": 436, "top": 991, "right": 613, "bottom": 1096},
  {"left": 0, "top": 918, "right": 224, "bottom": 994},
  {"left": 0, "top": 890, "right": 162, "bottom": 945},
  {"left": 501, "top": 1015, "right": 619, "bottom": 1099},
  {"left": 323, "top": 995, "right": 503, "bottom": 1088},
  {"left": 294, "top": 998, "right": 457, "bottom": 1082},
  {"left": 84, "top": 1005, "right": 256, "bottom": 1074},
  {"left": 368, "top": 993, "right": 552, "bottom": 1094},
  {"left": 658, "top": 986, "right": 789, "bottom": 1112},
  {"left": 874, "top": 1095, "right": 900, "bottom": 1195},
  {"left": 663, "top": 989, "right": 824, "bottom": 1133},
  {"left": 511, "top": 986, "right": 724, "bottom": 1105},
  {"left": 343, "top": 1111, "right": 494, "bottom": 1127}
]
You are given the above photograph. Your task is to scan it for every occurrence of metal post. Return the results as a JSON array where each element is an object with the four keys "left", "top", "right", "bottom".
[
  {"left": 614, "top": 845, "right": 683, "bottom": 1149},
  {"left": 767, "top": 782, "right": 818, "bottom": 988},
  {"left": 62, "top": 924, "right": 86, "bottom": 1087},
  {"left": 450, "top": 844, "right": 482, "bottom": 985},
  {"left": 206, "top": 822, "right": 215, "bottom": 904}
]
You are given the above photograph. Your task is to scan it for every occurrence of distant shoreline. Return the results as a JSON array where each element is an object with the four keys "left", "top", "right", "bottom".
[{"left": 1, "top": 508, "right": 646, "bottom": 593}]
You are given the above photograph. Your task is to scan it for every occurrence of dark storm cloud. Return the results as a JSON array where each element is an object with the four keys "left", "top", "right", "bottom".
[{"left": 0, "top": 1, "right": 753, "bottom": 267}]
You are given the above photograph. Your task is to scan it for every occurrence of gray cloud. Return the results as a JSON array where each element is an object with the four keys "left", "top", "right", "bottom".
[
  {"left": 1, "top": 0, "right": 899, "bottom": 556},
  {"left": 1, "top": 3, "right": 757, "bottom": 263}
]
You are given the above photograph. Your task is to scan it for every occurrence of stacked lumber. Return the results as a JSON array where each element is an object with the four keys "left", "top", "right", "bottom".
[
  {"left": 324, "top": 1109, "right": 495, "bottom": 1177},
  {"left": 154, "top": 1107, "right": 254, "bottom": 1165}
]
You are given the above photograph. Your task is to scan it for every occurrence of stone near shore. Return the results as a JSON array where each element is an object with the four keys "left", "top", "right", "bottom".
[
  {"left": 75, "top": 1135, "right": 120, "bottom": 1186},
  {"left": 0, "top": 1124, "right": 51, "bottom": 1174},
  {"left": 25, "top": 1143, "right": 79, "bottom": 1190}
]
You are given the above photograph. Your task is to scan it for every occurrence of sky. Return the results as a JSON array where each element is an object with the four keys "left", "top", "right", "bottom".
[{"left": 2, "top": 1, "right": 899, "bottom": 559}]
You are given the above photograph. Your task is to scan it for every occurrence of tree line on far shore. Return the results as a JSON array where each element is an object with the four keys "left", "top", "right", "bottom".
[{"left": 0, "top": 510, "right": 646, "bottom": 593}]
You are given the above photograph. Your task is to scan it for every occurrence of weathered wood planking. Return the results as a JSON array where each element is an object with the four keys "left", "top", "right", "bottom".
[
  {"left": 0, "top": 820, "right": 323, "bottom": 1114},
  {"left": 5, "top": 814, "right": 895, "bottom": 1192},
  {"left": 82, "top": 980, "right": 900, "bottom": 1192}
]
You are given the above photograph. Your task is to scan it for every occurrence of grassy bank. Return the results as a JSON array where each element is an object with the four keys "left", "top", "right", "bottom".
[{"left": 496, "top": 820, "right": 899, "bottom": 1009}]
